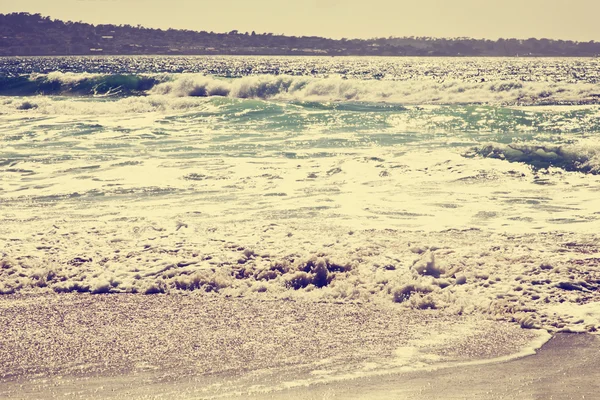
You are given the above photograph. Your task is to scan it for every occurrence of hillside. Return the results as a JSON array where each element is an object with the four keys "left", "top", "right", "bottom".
[{"left": 1, "top": 13, "right": 600, "bottom": 57}]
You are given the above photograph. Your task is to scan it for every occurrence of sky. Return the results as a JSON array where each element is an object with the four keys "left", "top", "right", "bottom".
[{"left": 1, "top": 0, "right": 599, "bottom": 41}]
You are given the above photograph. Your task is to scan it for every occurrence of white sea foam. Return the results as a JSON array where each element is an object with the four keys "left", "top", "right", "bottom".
[
  {"left": 149, "top": 74, "right": 230, "bottom": 97},
  {"left": 1, "top": 217, "right": 598, "bottom": 335},
  {"left": 42, "top": 71, "right": 104, "bottom": 84},
  {"left": 0, "top": 95, "right": 216, "bottom": 115}
]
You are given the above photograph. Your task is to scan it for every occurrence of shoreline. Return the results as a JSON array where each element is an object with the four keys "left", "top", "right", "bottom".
[{"left": 248, "top": 332, "right": 600, "bottom": 400}]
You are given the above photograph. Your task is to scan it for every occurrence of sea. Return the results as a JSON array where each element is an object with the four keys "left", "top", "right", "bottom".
[{"left": 1, "top": 56, "right": 600, "bottom": 393}]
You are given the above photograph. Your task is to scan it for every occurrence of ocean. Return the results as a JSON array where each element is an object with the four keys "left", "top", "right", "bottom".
[{"left": 1, "top": 56, "right": 600, "bottom": 394}]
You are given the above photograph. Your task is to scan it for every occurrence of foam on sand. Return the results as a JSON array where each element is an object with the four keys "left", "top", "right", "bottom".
[{"left": 1, "top": 221, "right": 599, "bottom": 335}]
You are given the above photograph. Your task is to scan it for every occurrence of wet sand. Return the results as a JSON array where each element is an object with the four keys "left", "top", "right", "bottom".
[
  {"left": 252, "top": 333, "right": 600, "bottom": 400},
  {"left": 0, "top": 294, "right": 595, "bottom": 399}
]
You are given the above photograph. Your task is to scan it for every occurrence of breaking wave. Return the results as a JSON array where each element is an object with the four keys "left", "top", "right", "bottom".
[
  {"left": 0, "top": 72, "right": 162, "bottom": 97},
  {"left": 471, "top": 141, "right": 600, "bottom": 174},
  {"left": 2, "top": 72, "right": 600, "bottom": 105}
]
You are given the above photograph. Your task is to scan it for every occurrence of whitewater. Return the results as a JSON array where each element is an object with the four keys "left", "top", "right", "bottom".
[{"left": 1, "top": 56, "right": 600, "bottom": 397}]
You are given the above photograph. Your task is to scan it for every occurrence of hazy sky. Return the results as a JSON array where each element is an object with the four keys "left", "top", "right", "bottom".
[{"left": 1, "top": 0, "right": 599, "bottom": 40}]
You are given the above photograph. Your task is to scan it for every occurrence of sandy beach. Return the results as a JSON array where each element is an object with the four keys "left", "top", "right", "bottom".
[{"left": 2, "top": 293, "right": 588, "bottom": 400}]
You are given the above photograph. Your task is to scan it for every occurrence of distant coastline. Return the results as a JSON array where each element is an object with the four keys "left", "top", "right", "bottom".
[{"left": 1, "top": 13, "right": 600, "bottom": 57}]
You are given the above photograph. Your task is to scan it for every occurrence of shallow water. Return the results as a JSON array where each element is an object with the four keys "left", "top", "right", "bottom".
[{"left": 1, "top": 56, "right": 599, "bottom": 340}]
